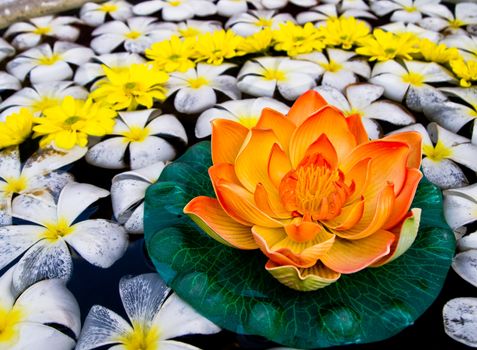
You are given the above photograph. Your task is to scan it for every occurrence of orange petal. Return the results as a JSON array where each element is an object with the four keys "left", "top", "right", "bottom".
[
  {"left": 303, "top": 133, "right": 338, "bottom": 169},
  {"left": 343, "top": 157, "right": 371, "bottom": 203},
  {"left": 211, "top": 119, "right": 248, "bottom": 164},
  {"left": 289, "top": 106, "right": 356, "bottom": 167},
  {"left": 324, "top": 197, "right": 365, "bottom": 231},
  {"left": 254, "top": 183, "right": 290, "bottom": 219},
  {"left": 346, "top": 114, "right": 369, "bottom": 145},
  {"left": 184, "top": 196, "right": 258, "bottom": 249},
  {"left": 216, "top": 181, "right": 281, "bottom": 227},
  {"left": 284, "top": 220, "right": 324, "bottom": 242},
  {"left": 287, "top": 90, "right": 328, "bottom": 126},
  {"left": 321, "top": 229, "right": 395, "bottom": 274},
  {"left": 209, "top": 163, "right": 240, "bottom": 189},
  {"left": 383, "top": 131, "right": 422, "bottom": 169},
  {"left": 256, "top": 108, "right": 295, "bottom": 151},
  {"left": 268, "top": 143, "right": 292, "bottom": 189},
  {"left": 384, "top": 168, "right": 422, "bottom": 230}
]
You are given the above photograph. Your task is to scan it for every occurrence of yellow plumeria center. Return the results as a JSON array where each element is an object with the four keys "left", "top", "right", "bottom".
[
  {"left": 3, "top": 177, "right": 27, "bottom": 194},
  {"left": 344, "top": 108, "right": 363, "bottom": 117},
  {"left": 401, "top": 71, "right": 425, "bottom": 86},
  {"left": 423, "top": 141, "right": 453, "bottom": 162},
  {"left": 122, "top": 126, "right": 150, "bottom": 143},
  {"left": 38, "top": 53, "right": 62, "bottom": 65},
  {"left": 168, "top": 0, "right": 182, "bottom": 6},
  {"left": 237, "top": 116, "right": 259, "bottom": 128},
  {"left": 403, "top": 5, "right": 417, "bottom": 12},
  {"left": 179, "top": 27, "right": 200, "bottom": 38},
  {"left": 263, "top": 68, "right": 286, "bottom": 81},
  {"left": 187, "top": 76, "right": 209, "bottom": 89},
  {"left": 0, "top": 306, "right": 23, "bottom": 344},
  {"left": 33, "top": 26, "right": 52, "bottom": 35},
  {"left": 31, "top": 96, "right": 59, "bottom": 114},
  {"left": 255, "top": 17, "right": 273, "bottom": 27},
  {"left": 320, "top": 60, "right": 343, "bottom": 73},
  {"left": 125, "top": 31, "right": 142, "bottom": 39},
  {"left": 99, "top": 3, "right": 119, "bottom": 12},
  {"left": 42, "top": 219, "right": 74, "bottom": 242},
  {"left": 120, "top": 323, "right": 160, "bottom": 350},
  {"left": 449, "top": 19, "right": 465, "bottom": 29}
]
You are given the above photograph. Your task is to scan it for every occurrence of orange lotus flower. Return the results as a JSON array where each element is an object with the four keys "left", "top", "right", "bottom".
[{"left": 184, "top": 91, "right": 423, "bottom": 291}]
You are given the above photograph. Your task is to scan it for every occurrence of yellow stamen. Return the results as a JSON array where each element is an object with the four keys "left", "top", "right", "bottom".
[
  {"left": 403, "top": 5, "right": 417, "bottom": 12},
  {"left": 41, "top": 219, "right": 74, "bottom": 242},
  {"left": 187, "top": 76, "right": 209, "bottom": 89},
  {"left": 423, "top": 141, "right": 453, "bottom": 162},
  {"left": 120, "top": 322, "right": 160, "bottom": 350},
  {"left": 319, "top": 60, "right": 342, "bottom": 73},
  {"left": 2, "top": 177, "right": 27, "bottom": 194},
  {"left": 255, "top": 17, "right": 273, "bottom": 27},
  {"left": 99, "top": 3, "right": 119, "bottom": 13},
  {"left": 38, "top": 53, "right": 62, "bottom": 65},
  {"left": 122, "top": 126, "right": 150, "bottom": 143},
  {"left": 0, "top": 306, "right": 23, "bottom": 345},
  {"left": 33, "top": 26, "right": 52, "bottom": 35},
  {"left": 401, "top": 72, "right": 425, "bottom": 86},
  {"left": 263, "top": 68, "right": 286, "bottom": 81},
  {"left": 125, "top": 31, "right": 142, "bottom": 39}
]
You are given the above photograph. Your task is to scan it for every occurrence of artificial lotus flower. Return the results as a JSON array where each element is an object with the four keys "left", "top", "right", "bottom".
[
  {"left": 443, "top": 297, "right": 477, "bottom": 348},
  {"left": 76, "top": 273, "right": 220, "bottom": 350},
  {"left": 369, "top": 60, "right": 454, "bottom": 111},
  {"left": 216, "top": 0, "right": 265, "bottom": 17},
  {"left": 133, "top": 0, "right": 217, "bottom": 21},
  {"left": 443, "top": 184, "right": 477, "bottom": 231},
  {"left": 80, "top": 0, "right": 133, "bottom": 26},
  {"left": 111, "top": 162, "right": 165, "bottom": 233},
  {"left": 0, "top": 71, "right": 21, "bottom": 93},
  {"left": 0, "top": 38, "right": 15, "bottom": 63},
  {"left": 225, "top": 10, "right": 294, "bottom": 36},
  {"left": 0, "top": 145, "right": 85, "bottom": 226},
  {"left": 5, "top": 41, "right": 94, "bottom": 84},
  {"left": 237, "top": 56, "right": 322, "bottom": 100},
  {"left": 86, "top": 109, "right": 187, "bottom": 169},
  {"left": 441, "top": 34, "right": 477, "bottom": 61},
  {"left": 73, "top": 52, "right": 145, "bottom": 86},
  {"left": 0, "top": 109, "right": 32, "bottom": 149},
  {"left": 419, "top": 2, "right": 477, "bottom": 35},
  {"left": 314, "top": 84, "right": 414, "bottom": 139},
  {"left": 259, "top": 0, "right": 318, "bottom": 10},
  {"left": 3, "top": 15, "right": 80, "bottom": 50},
  {"left": 0, "top": 267, "right": 81, "bottom": 349},
  {"left": 0, "top": 182, "right": 128, "bottom": 293},
  {"left": 297, "top": 3, "right": 376, "bottom": 26},
  {"left": 379, "top": 22, "right": 441, "bottom": 42},
  {"left": 166, "top": 63, "right": 241, "bottom": 114},
  {"left": 370, "top": 0, "right": 448, "bottom": 24},
  {"left": 90, "top": 17, "right": 172, "bottom": 54},
  {"left": 195, "top": 97, "right": 289, "bottom": 137},
  {"left": 0, "top": 81, "right": 88, "bottom": 119},
  {"left": 184, "top": 90, "right": 423, "bottom": 291},
  {"left": 297, "top": 49, "right": 371, "bottom": 92}
]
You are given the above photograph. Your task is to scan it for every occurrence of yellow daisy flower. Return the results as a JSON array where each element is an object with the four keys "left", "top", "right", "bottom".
[
  {"left": 318, "top": 17, "right": 370, "bottom": 50},
  {"left": 0, "top": 108, "right": 33, "bottom": 149},
  {"left": 416, "top": 39, "right": 460, "bottom": 64},
  {"left": 194, "top": 30, "right": 244, "bottom": 65},
  {"left": 450, "top": 58, "right": 477, "bottom": 87},
  {"left": 91, "top": 63, "right": 168, "bottom": 110},
  {"left": 355, "top": 29, "right": 420, "bottom": 61},
  {"left": 145, "top": 36, "right": 196, "bottom": 73},
  {"left": 273, "top": 22, "right": 325, "bottom": 56},
  {"left": 33, "top": 96, "right": 117, "bottom": 149},
  {"left": 237, "top": 28, "right": 273, "bottom": 55}
]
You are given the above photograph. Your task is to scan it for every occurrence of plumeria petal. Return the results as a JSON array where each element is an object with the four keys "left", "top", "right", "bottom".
[
  {"left": 0, "top": 225, "right": 43, "bottom": 270},
  {"left": 86, "top": 137, "right": 129, "bottom": 169},
  {"left": 12, "top": 193, "right": 57, "bottom": 225}
]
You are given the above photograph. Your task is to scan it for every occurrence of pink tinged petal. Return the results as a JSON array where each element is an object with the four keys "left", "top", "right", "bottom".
[
  {"left": 12, "top": 193, "right": 57, "bottom": 225},
  {"left": 184, "top": 196, "right": 258, "bottom": 249},
  {"left": 321, "top": 230, "right": 395, "bottom": 274},
  {"left": 129, "top": 136, "right": 176, "bottom": 169},
  {"left": 0, "top": 225, "right": 43, "bottom": 270},
  {"left": 86, "top": 137, "right": 129, "bottom": 169}
]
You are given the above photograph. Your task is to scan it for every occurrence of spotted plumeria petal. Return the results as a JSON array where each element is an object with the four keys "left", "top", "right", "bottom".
[{"left": 443, "top": 298, "right": 477, "bottom": 347}]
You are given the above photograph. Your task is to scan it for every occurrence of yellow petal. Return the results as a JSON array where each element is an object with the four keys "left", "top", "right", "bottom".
[{"left": 211, "top": 119, "right": 248, "bottom": 164}]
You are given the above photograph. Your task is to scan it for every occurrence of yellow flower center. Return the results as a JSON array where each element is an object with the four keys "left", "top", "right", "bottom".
[
  {"left": 179, "top": 27, "right": 200, "bottom": 38},
  {"left": 401, "top": 72, "right": 425, "bottom": 86},
  {"left": 423, "top": 141, "right": 453, "bottom": 162},
  {"left": 168, "top": 0, "right": 181, "bottom": 6},
  {"left": 31, "top": 96, "right": 59, "bottom": 114},
  {"left": 2, "top": 177, "right": 27, "bottom": 194},
  {"left": 125, "top": 31, "right": 142, "bottom": 39},
  {"left": 122, "top": 126, "right": 149, "bottom": 143},
  {"left": 237, "top": 116, "right": 259, "bottom": 128},
  {"left": 403, "top": 5, "right": 417, "bottom": 12},
  {"left": 38, "top": 53, "right": 62, "bottom": 65},
  {"left": 319, "top": 60, "right": 343, "bottom": 73},
  {"left": 263, "top": 68, "right": 286, "bottom": 81},
  {"left": 33, "top": 26, "right": 52, "bottom": 35},
  {"left": 255, "top": 17, "right": 273, "bottom": 27},
  {"left": 99, "top": 3, "right": 119, "bottom": 12},
  {"left": 449, "top": 19, "right": 465, "bottom": 29},
  {"left": 0, "top": 306, "right": 23, "bottom": 345},
  {"left": 187, "top": 76, "right": 209, "bottom": 89},
  {"left": 120, "top": 323, "right": 160, "bottom": 350},
  {"left": 344, "top": 108, "right": 362, "bottom": 117},
  {"left": 41, "top": 219, "right": 74, "bottom": 242}
]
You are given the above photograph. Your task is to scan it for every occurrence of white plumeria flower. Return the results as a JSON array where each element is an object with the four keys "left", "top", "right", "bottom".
[
  {"left": 6, "top": 41, "right": 94, "bottom": 84},
  {"left": 443, "top": 298, "right": 477, "bottom": 348},
  {"left": 423, "top": 87, "right": 477, "bottom": 144},
  {"left": 452, "top": 231, "right": 477, "bottom": 291},
  {"left": 216, "top": 0, "right": 265, "bottom": 17},
  {"left": 419, "top": 2, "right": 477, "bottom": 34},
  {"left": 0, "top": 71, "right": 21, "bottom": 93},
  {"left": 80, "top": 0, "right": 133, "bottom": 26},
  {"left": 0, "top": 81, "right": 88, "bottom": 119},
  {"left": 444, "top": 185, "right": 477, "bottom": 231},
  {"left": 370, "top": 0, "right": 447, "bottom": 23},
  {"left": 86, "top": 109, "right": 188, "bottom": 169},
  {"left": 390, "top": 123, "right": 477, "bottom": 189},
  {"left": 0, "top": 182, "right": 128, "bottom": 293},
  {"left": 76, "top": 273, "right": 220, "bottom": 350},
  {"left": 225, "top": 10, "right": 294, "bottom": 36},
  {"left": 441, "top": 34, "right": 477, "bottom": 61},
  {"left": 74, "top": 52, "right": 145, "bottom": 86},
  {"left": 369, "top": 60, "right": 454, "bottom": 112},
  {"left": 379, "top": 21, "right": 442, "bottom": 42},
  {"left": 3, "top": 15, "right": 80, "bottom": 50},
  {"left": 195, "top": 97, "right": 289, "bottom": 137},
  {"left": 111, "top": 162, "right": 165, "bottom": 234},
  {"left": 314, "top": 83, "right": 414, "bottom": 139},
  {"left": 237, "top": 56, "right": 322, "bottom": 100},
  {"left": 0, "top": 267, "right": 81, "bottom": 349},
  {"left": 0, "top": 145, "right": 86, "bottom": 226},
  {"left": 297, "top": 2, "right": 376, "bottom": 25},
  {"left": 0, "top": 38, "right": 15, "bottom": 63},
  {"left": 133, "top": 0, "right": 217, "bottom": 21},
  {"left": 260, "top": 0, "right": 318, "bottom": 10},
  {"left": 173, "top": 19, "right": 223, "bottom": 38},
  {"left": 297, "top": 49, "right": 371, "bottom": 92},
  {"left": 91, "top": 17, "right": 173, "bottom": 54},
  {"left": 167, "top": 63, "right": 241, "bottom": 114}
]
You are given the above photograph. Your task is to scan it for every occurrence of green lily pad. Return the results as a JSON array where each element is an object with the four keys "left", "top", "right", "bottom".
[{"left": 144, "top": 141, "right": 456, "bottom": 349}]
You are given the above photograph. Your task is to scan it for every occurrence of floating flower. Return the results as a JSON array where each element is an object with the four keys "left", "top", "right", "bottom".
[
  {"left": 0, "top": 182, "right": 128, "bottom": 293},
  {"left": 166, "top": 63, "right": 241, "bottom": 114},
  {"left": 226, "top": 10, "right": 294, "bottom": 37},
  {"left": 297, "top": 3, "right": 376, "bottom": 26},
  {"left": 145, "top": 36, "right": 196, "bottom": 73},
  {"left": 5, "top": 41, "right": 94, "bottom": 84},
  {"left": 0, "top": 81, "right": 88, "bottom": 118},
  {"left": 90, "top": 63, "right": 168, "bottom": 111},
  {"left": 0, "top": 268, "right": 81, "bottom": 348},
  {"left": 273, "top": 22, "right": 325, "bottom": 56},
  {"left": 316, "top": 17, "right": 371, "bottom": 50},
  {"left": 0, "top": 38, "right": 15, "bottom": 63},
  {"left": 194, "top": 30, "right": 244, "bottom": 65},
  {"left": 33, "top": 96, "right": 117, "bottom": 149},
  {"left": 184, "top": 90, "right": 423, "bottom": 291},
  {"left": 112, "top": 162, "right": 165, "bottom": 234},
  {"left": 4, "top": 15, "right": 80, "bottom": 50},
  {"left": 86, "top": 109, "right": 187, "bottom": 169},
  {"left": 443, "top": 184, "right": 477, "bottom": 231},
  {"left": 133, "top": 0, "right": 217, "bottom": 21},
  {"left": 80, "top": 0, "right": 133, "bottom": 26},
  {"left": 370, "top": 0, "right": 448, "bottom": 24},
  {"left": 449, "top": 58, "right": 477, "bottom": 87},
  {"left": 195, "top": 97, "right": 289, "bottom": 137},
  {"left": 76, "top": 273, "right": 220, "bottom": 350},
  {"left": 0, "top": 145, "right": 85, "bottom": 226},
  {"left": 0, "top": 109, "right": 33, "bottom": 149},
  {"left": 237, "top": 56, "right": 322, "bottom": 100},
  {"left": 355, "top": 29, "right": 420, "bottom": 61},
  {"left": 419, "top": 2, "right": 477, "bottom": 34}
]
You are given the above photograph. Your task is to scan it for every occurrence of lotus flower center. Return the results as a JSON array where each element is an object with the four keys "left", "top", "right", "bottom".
[
  {"left": 187, "top": 76, "right": 209, "bottom": 89},
  {"left": 38, "top": 53, "right": 62, "bottom": 65},
  {"left": 263, "top": 68, "right": 286, "bottom": 81},
  {"left": 99, "top": 3, "right": 119, "bottom": 12},
  {"left": 279, "top": 153, "right": 353, "bottom": 221},
  {"left": 122, "top": 126, "right": 150, "bottom": 143},
  {"left": 125, "top": 31, "right": 142, "bottom": 39},
  {"left": 401, "top": 72, "right": 424, "bottom": 86},
  {"left": 0, "top": 306, "right": 22, "bottom": 344},
  {"left": 255, "top": 17, "right": 273, "bottom": 27},
  {"left": 121, "top": 323, "right": 159, "bottom": 350},
  {"left": 3, "top": 176, "right": 27, "bottom": 194},
  {"left": 423, "top": 141, "right": 453, "bottom": 162},
  {"left": 42, "top": 219, "right": 74, "bottom": 242},
  {"left": 320, "top": 60, "right": 342, "bottom": 73},
  {"left": 33, "top": 26, "right": 52, "bottom": 35}
]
